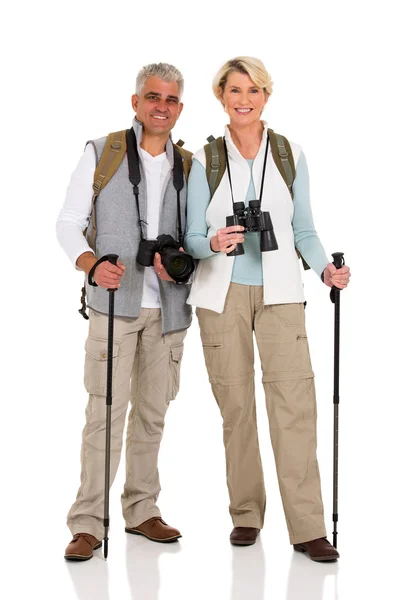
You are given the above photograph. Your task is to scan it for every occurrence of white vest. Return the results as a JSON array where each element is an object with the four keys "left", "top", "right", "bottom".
[{"left": 187, "top": 123, "right": 306, "bottom": 313}]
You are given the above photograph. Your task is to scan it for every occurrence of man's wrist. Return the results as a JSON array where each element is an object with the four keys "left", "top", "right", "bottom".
[{"left": 76, "top": 251, "right": 97, "bottom": 275}]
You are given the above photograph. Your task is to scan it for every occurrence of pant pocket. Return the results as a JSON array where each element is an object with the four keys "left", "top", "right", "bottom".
[
  {"left": 168, "top": 343, "right": 184, "bottom": 400},
  {"left": 84, "top": 336, "right": 120, "bottom": 396}
]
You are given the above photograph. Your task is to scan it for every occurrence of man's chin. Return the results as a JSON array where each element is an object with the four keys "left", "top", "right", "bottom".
[{"left": 145, "top": 123, "right": 174, "bottom": 136}]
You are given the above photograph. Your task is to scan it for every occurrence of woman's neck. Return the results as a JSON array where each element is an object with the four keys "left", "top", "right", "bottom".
[{"left": 228, "top": 120, "right": 264, "bottom": 159}]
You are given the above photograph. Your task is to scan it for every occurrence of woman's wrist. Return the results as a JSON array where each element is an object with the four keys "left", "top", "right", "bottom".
[{"left": 210, "top": 235, "right": 220, "bottom": 253}]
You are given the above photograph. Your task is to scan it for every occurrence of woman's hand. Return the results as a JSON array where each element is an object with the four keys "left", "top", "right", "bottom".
[
  {"left": 210, "top": 226, "right": 245, "bottom": 253},
  {"left": 323, "top": 263, "right": 351, "bottom": 289}
]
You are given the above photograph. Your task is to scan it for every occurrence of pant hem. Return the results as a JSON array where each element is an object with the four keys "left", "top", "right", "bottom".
[
  {"left": 289, "top": 526, "right": 327, "bottom": 545},
  {"left": 231, "top": 517, "right": 264, "bottom": 529},
  {"left": 68, "top": 523, "right": 103, "bottom": 542},
  {"left": 125, "top": 508, "right": 162, "bottom": 529}
]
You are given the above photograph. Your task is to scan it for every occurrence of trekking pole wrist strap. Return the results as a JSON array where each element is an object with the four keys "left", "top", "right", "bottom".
[{"left": 88, "top": 255, "right": 113, "bottom": 287}]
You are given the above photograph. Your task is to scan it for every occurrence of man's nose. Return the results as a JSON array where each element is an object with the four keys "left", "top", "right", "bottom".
[{"left": 154, "top": 99, "right": 168, "bottom": 112}]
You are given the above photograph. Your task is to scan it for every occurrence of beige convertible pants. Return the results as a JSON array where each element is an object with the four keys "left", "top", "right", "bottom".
[
  {"left": 67, "top": 308, "right": 186, "bottom": 541},
  {"left": 197, "top": 283, "right": 327, "bottom": 545}
]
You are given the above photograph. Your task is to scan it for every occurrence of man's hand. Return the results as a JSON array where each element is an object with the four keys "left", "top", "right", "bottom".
[
  {"left": 93, "top": 260, "right": 126, "bottom": 289},
  {"left": 154, "top": 248, "right": 185, "bottom": 282},
  {"left": 323, "top": 263, "right": 351, "bottom": 289},
  {"left": 76, "top": 252, "right": 126, "bottom": 289},
  {"left": 210, "top": 226, "right": 245, "bottom": 253}
]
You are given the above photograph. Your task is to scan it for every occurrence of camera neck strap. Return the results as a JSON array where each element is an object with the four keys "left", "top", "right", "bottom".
[
  {"left": 223, "top": 134, "right": 270, "bottom": 209},
  {"left": 126, "top": 127, "right": 184, "bottom": 244}
]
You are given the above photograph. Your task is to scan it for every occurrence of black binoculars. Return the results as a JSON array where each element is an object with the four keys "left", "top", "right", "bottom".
[
  {"left": 226, "top": 200, "right": 278, "bottom": 257},
  {"left": 137, "top": 234, "right": 195, "bottom": 285}
]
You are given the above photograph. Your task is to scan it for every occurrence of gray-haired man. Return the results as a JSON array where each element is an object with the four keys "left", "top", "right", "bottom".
[{"left": 57, "top": 63, "right": 192, "bottom": 561}]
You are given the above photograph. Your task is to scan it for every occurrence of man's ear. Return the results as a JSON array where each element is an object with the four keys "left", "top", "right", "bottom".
[
  {"left": 177, "top": 102, "right": 184, "bottom": 118},
  {"left": 131, "top": 94, "right": 139, "bottom": 112}
]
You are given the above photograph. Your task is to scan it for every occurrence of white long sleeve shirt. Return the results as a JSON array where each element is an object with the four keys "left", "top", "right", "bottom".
[{"left": 56, "top": 143, "right": 171, "bottom": 308}]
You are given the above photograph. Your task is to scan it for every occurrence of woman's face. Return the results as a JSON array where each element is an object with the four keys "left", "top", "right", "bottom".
[{"left": 220, "top": 71, "right": 268, "bottom": 127}]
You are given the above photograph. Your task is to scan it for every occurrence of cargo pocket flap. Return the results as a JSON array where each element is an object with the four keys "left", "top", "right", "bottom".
[
  {"left": 85, "top": 337, "right": 120, "bottom": 361},
  {"left": 170, "top": 344, "right": 184, "bottom": 362}
]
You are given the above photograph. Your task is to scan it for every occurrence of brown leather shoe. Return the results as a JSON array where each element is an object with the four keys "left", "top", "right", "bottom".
[
  {"left": 125, "top": 517, "right": 181, "bottom": 543},
  {"left": 64, "top": 533, "right": 102, "bottom": 561},
  {"left": 230, "top": 527, "right": 260, "bottom": 546},
  {"left": 293, "top": 537, "right": 340, "bottom": 562}
]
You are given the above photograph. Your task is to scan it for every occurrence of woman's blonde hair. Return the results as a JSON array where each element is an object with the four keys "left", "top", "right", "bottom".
[{"left": 212, "top": 56, "right": 273, "bottom": 102}]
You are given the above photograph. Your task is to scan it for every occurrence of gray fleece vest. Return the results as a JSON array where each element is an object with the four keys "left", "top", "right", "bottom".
[{"left": 85, "top": 121, "right": 192, "bottom": 335}]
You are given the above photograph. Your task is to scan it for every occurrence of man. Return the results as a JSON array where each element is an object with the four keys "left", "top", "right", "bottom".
[{"left": 57, "top": 63, "right": 192, "bottom": 561}]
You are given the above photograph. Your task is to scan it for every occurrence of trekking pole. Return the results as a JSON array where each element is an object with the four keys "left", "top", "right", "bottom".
[
  {"left": 330, "top": 252, "right": 345, "bottom": 549},
  {"left": 103, "top": 254, "right": 119, "bottom": 560}
]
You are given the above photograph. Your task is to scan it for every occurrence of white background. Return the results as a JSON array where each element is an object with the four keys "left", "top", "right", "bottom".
[{"left": 2, "top": 1, "right": 399, "bottom": 599}]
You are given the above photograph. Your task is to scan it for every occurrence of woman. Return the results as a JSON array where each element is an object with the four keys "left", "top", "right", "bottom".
[{"left": 184, "top": 57, "right": 351, "bottom": 561}]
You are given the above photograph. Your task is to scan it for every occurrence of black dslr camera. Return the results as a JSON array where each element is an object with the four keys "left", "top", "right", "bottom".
[
  {"left": 137, "top": 234, "right": 195, "bottom": 284},
  {"left": 226, "top": 200, "right": 278, "bottom": 256}
]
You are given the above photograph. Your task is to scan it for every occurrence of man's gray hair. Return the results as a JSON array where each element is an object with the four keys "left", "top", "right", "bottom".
[{"left": 136, "top": 63, "right": 184, "bottom": 98}]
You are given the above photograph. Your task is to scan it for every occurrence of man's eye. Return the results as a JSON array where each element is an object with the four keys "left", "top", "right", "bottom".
[{"left": 167, "top": 98, "right": 178, "bottom": 104}]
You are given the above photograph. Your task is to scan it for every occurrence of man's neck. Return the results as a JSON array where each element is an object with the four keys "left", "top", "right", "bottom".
[{"left": 140, "top": 131, "right": 169, "bottom": 157}]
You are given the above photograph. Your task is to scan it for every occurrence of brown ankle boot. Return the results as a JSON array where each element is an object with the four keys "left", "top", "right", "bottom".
[
  {"left": 64, "top": 533, "right": 102, "bottom": 561},
  {"left": 125, "top": 517, "right": 181, "bottom": 543},
  {"left": 293, "top": 537, "right": 339, "bottom": 562},
  {"left": 230, "top": 527, "right": 260, "bottom": 546}
]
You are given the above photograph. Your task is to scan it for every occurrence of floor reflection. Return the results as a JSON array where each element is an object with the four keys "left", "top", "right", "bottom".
[
  {"left": 286, "top": 552, "right": 338, "bottom": 600},
  {"left": 66, "top": 550, "right": 110, "bottom": 600},
  {"left": 125, "top": 535, "right": 181, "bottom": 600},
  {"left": 231, "top": 538, "right": 266, "bottom": 600}
]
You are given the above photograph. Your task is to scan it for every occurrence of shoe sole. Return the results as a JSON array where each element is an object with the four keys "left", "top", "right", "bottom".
[
  {"left": 293, "top": 544, "right": 339, "bottom": 562},
  {"left": 230, "top": 539, "right": 257, "bottom": 546},
  {"left": 125, "top": 527, "right": 181, "bottom": 543},
  {"left": 64, "top": 542, "right": 102, "bottom": 561}
]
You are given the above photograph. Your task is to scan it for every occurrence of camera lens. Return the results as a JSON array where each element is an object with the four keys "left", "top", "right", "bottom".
[
  {"left": 161, "top": 247, "right": 195, "bottom": 283},
  {"left": 169, "top": 255, "right": 187, "bottom": 275}
]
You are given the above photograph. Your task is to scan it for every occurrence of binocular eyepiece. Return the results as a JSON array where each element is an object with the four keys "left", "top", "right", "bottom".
[{"left": 226, "top": 200, "right": 278, "bottom": 257}]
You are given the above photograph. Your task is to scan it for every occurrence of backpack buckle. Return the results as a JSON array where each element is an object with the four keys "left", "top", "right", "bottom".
[{"left": 111, "top": 141, "right": 122, "bottom": 150}]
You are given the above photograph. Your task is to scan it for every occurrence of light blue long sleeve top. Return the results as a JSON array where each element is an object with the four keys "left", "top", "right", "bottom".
[{"left": 184, "top": 152, "right": 329, "bottom": 284}]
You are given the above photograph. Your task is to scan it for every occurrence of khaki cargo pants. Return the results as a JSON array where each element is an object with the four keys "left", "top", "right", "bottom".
[
  {"left": 196, "top": 283, "right": 327, "bottom": 545},
  {"left": 67, "top": 308, "right": 186, "bottom": 541}
]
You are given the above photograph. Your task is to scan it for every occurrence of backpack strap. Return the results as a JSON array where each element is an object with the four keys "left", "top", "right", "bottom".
[
  {"left": 268, "top": 128, "right": 309, "bottom": 270},
  {"left": 268, "top": 128, "right": 296, "bottom": 198},
  {"left": 174, "top": 143, "right": 193, "bottom": 182},
  {"left": 204, "top": 136, "right": 226, "bottom": 199},
  {"left": 87, "top": 130, "right": 127, "bottom": 250}
]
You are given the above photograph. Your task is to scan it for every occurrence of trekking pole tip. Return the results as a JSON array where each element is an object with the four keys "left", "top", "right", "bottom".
[{"left": 104, "top": 538, "right": 108, "bottom": 559}]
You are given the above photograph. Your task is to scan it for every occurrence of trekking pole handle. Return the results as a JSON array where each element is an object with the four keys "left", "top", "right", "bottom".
[
  {"left": 106, "top": 254, "right": 119, "bottom": 292},
  {"left": 107, "top": 254, "right": 119, "bottom": 266},
  {"left": 330, "top": 252, "right": 344, "bottom": 302},
  {"left": 331, "top": 252, "right": 345, "bottom": 269}
]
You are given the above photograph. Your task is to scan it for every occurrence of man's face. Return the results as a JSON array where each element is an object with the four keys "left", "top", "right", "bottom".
[{"left": 132, "top": 76, "right": 183, "bottom": 136}]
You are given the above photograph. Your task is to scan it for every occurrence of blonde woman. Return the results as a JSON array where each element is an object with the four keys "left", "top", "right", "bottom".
[{"left": 184, "top": 57, "right": 350, "bottom": 561}]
